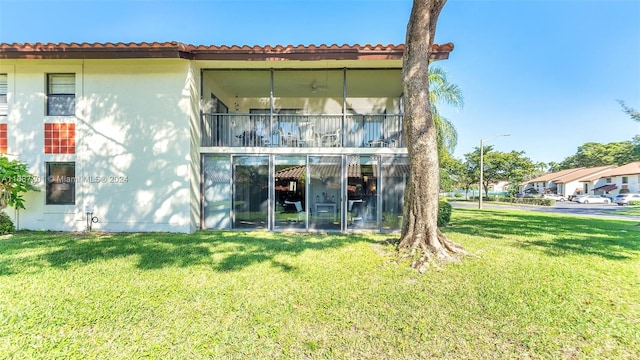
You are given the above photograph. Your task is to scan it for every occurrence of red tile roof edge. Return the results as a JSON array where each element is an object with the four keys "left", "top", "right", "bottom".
[{"left": 0, "top": 42, "right": 454, "bottom": 61}]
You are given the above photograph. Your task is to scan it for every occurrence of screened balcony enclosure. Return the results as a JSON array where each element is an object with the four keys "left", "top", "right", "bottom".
[{"left": 201, "top": 68, "right": 405, "bottom": 148}]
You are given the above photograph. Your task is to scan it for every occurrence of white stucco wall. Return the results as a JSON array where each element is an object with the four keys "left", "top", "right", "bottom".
[
  {"left": 616, "top": 174, "right": 640, "bottom": 194},
  {"left": 0, "top": 58, "right": 198, "bottom": 233}
]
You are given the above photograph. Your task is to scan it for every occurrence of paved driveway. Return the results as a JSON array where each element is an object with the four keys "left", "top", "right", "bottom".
[{"left": 450, "top": 201, "right": 640, "bottom": 221}]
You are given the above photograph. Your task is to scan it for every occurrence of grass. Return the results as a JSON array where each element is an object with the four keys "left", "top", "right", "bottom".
[
  {"left": 608, "top": 205, "right": 640, "bottom": 217},
  {"left": 0, "top": 209, "right": 639, "bottom": 359}
]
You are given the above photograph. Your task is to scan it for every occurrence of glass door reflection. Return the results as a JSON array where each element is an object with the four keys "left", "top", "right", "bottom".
[
  {"left": 203, "top": 155, "right": 231, "bottom": 229},
  {"left": 274, "top": 156, "right": 307, "bottom": 230},
  {"left": 381, "top": 156, "right": 408, "bottom": 231},
  {"left": 347, "top": 155, "right": 379, "bottom": 230},
  {"left": 233, "top": 156, "right": 269, "bottom": 229},
  {"left": 309, "top": 156, "right": 342, "bottom": 231}
]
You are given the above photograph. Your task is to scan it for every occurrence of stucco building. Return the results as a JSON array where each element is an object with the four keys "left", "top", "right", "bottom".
[{"left": 0, "top": 41, "right": 453, "bottom": 233}]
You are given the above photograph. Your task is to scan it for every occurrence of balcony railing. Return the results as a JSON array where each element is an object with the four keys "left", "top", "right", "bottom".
[{"left": 201, "top": 113, "right": 404, "bottom": 148}]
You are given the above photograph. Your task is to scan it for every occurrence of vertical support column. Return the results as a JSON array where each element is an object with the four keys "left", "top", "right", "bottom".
[
  {"left": 268, "top": 154, "right": 275, "bottom": 230},
  {"left": 270, "top": 69, "right": 274, "bottom": 146},
  {"left": 341, "top": 155, "right": 348, "bottom": 232},
  {"left": 342, "top": 68, "right": 347, "bottom": 147}
]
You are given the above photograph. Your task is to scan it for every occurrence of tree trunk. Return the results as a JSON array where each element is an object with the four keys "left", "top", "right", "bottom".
[{"left": 397, "top": 0, "right": 467, "bottom": 272}]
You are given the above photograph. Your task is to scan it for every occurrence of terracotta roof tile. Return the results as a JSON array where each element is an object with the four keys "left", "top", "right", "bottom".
[
  {"left": 525, "top": 168, "right": 585, "bottom": 184},
  {"left": 553, "top": 165, "right": 616, "bottom": 184},
  {"left": 0, "top": 42, "right": 453, "bottom": 61},
  {"left": 592, "top": 161, "right": 640, "bottom": 178}
]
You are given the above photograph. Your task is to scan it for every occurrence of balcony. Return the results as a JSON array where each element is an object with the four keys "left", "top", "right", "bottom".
[{"left": 201, "top": 113, "right": 404, "bottom": 148}]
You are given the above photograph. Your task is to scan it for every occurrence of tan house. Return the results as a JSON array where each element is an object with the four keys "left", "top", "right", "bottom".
[
  {"left": 522, "top": 162, "right": 640, "bottom": 199},
  {"left": 521, "top": 168, "right": 584, "bottom": 194},
  {"left": 589, "top": 161, "right": 640, "bottom": 196},
  {"left": 553, "top": 165, "right": 616, "bottom": 197}
]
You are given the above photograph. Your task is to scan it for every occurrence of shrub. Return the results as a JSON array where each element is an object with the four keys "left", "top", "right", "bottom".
[
  {"left": 0, "top": 156, "right": 39, "bottom": 210},
  {"left": 438, "top": 199, "right": 452, "bottom": 227},
  {"left": 0, "top": 212, "right": 15, "bottom": 235},
  {"left": 497, "top": 197, "right": 555, "bottom": 206},
  {"left": 629, "top": 200, "right": 640, "bottom": 206}
]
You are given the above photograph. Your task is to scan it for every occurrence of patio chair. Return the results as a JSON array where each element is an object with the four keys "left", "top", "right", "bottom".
[
  {"left": 282, "top": 200, "right": 304, "bottom": 222},
  {"left": 236, "top": 130, "right": 264, "bottom": 146},
  {"left": 320, "top": 128, "right": 341, "bottom": 147},
  {"left": 278, "top": 127, "right": 298, "bottom": 147},
  {"left": 298, "top": 122, "right": 318, "bottom": 147},
  {"left": 348, "top": 199, "right": 365, "bottom": 225}
]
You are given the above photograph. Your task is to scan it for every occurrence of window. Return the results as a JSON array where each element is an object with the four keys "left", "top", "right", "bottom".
[
  {"left": 44, "top": 123, "right": 75, "bottom": 154},
  {"left": 0, "top": 73, "right": 7, "bottom": 116},
  {"left": 47, "top": 74, "right": 75, "bottom": 116},
  {"left": 605, "top": 177, "right": 612, "bottom": 183},
  {"left": 622, "top": 176, "right": 628, "bottom": 184},
  {"left": 46, "top": 162, "right": 75, "bottom": 205}
]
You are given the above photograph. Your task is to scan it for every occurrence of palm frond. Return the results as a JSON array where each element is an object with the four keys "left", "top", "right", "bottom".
[{"left": 428, "top": 65, "right": 463, "bottom": 156}]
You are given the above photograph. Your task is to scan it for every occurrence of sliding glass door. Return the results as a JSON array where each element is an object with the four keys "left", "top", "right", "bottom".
[
  {"left": 381, "top": 156, "right": 408, "bottom": 231},
  {"left": 203, "top": 155, "right": 232, "bottom": 229},
  {"left": 273, "top": 156, "right": 307, "bottom": 230},
  {"left": 233, "top": 156, "right": 269, "bottom": 229},
  {"left": 308, "top": 156, "right": 342, "bottom": 231},
  {"left": 347, "top": 155, "right": 380, "bottom": 230}
]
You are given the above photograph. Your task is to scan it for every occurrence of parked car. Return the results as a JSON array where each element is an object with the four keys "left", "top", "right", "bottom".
[
  {"left": 516, "top": 193, "right": 535, "bottom": 198},
  {"left": 574, "top": 195, "right": 611, "bottom": 204},
  {"left": 542, "top": 194, "right": 565, "bottom": 201},
  {"left": 571, "top": 195, "right": 586, "bottom": 202},
  {"left": 614, "top": 193, "right": 640, "bottom": 206}
]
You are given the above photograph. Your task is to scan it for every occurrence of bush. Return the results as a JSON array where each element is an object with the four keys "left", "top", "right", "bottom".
[
  {"left": 629, "top": 200, "right": 640, "bottom": 206},
  {"left": 0, "top": 212, "right": 15, "bottom": 235},
  {"left": 438, "top": 199, "right": 452, "bottom": 227},
  {"left": 497, "top": 197, "right": 555, "bottom": 206}
]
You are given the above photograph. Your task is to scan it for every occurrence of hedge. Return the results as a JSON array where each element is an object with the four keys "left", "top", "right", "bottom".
[{"left": 497, "top": 197, "right": 555, "bottom": 206}]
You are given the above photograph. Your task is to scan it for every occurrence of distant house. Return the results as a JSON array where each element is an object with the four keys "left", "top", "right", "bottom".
[
  {"left": 552, "top": 165, "right": 615, "bottom": 197},
  {"left": 0, "top": 41, "right": 453, "bottom": 233},
  {"left": 488, "top": 181, "right": 510, "bottom": 193},
  {"left": 589, "top": 161, "right": 640, "bottom": 195},
  {"left": 521, "top": 168, "right": 584, "bottom": 194},
  {"left": 521, "top": 162, "right": 640, "bottom": 198}
]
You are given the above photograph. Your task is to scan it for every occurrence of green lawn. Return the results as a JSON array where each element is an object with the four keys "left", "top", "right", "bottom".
[
  {"left": 608, "top": 205, "right": 640, "bottom": 217},
  {"left": 1, "top": 209, "right": 638, "bottom": 359}
]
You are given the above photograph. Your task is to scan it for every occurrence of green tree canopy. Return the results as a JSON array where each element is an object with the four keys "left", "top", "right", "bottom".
[
  {"left": 554, "top": 141, "right": 639, "bottom": 170},
  {"left": 464, "top": 146, "right": 536, "bottom": 198}
]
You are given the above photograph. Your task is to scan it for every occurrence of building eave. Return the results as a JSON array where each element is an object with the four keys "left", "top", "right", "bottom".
[{"left": 0, "top": 42, "right": 454, "bottom": 61}]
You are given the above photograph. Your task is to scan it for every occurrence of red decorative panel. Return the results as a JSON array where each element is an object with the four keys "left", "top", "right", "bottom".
[
  {"left": 0, "top": 124, "right": 7, "bottom": 153},
  {"left": 44, "top": 123, "right": 75, "bottom": 154}
]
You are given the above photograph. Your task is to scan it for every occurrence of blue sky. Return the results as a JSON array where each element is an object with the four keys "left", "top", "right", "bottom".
[{"left": 1, "top": 0, "right": 638, "bottom": 164}]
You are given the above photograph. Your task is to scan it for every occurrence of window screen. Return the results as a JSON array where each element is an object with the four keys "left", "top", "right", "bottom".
[
  {"left": 47, "top": 74, "right": 75, "bottom": 116},
  {"left": 46, "top": 162, "right": 75, "bottom": 204}
]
